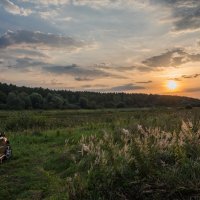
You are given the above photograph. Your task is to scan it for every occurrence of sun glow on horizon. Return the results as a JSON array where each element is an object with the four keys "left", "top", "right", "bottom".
[{"left": 167, "top": 80, "right": 178, "bottom": 91}]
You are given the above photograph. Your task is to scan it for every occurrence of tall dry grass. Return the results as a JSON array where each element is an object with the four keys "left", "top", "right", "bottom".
[{"left": 65, "top": 120, "right": 200, "bottom": 199}]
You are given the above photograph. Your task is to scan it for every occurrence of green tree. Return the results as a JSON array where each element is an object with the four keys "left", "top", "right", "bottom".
[
  {"left": 0, "top": 91, "right": 7, "bottom": 103},
  {"left": 116, "top": 102, "right": 126, "bottom": 108},
  {"left": 79, "top": 97, "right": 88, "bottom": 109},
  {"left": 19, "top": 92, "right": 32, "bottom": 109},
  {"left": 7, "top": 92, "right": 25, "bottom": 109},
  {"left": 51, "top": 95, "right": 64, "bottom": 109},
  {"left": 30, "top": 92, "right": 43, "bottom": 109}
]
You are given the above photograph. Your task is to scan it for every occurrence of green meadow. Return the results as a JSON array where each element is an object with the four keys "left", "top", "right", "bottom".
[{"left": 0, "top": 108, "right": 200, "bottom": 200}]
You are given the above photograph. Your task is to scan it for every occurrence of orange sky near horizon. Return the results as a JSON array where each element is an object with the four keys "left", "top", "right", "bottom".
[{"left": 0, "top": 0, "right": 199, "bottom": 98}]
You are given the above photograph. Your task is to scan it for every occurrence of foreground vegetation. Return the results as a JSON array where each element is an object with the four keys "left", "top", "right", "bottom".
[{"left": 0, "top": 108, "right": 200, "bottom": 199}]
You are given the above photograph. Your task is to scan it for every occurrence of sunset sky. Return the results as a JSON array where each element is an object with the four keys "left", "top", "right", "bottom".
[{"left": 0, "top": 0, "right": 200, "bottom": 98}]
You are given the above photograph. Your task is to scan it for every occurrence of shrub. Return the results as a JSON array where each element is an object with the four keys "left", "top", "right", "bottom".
[
  {"left": 4, "top": 112, "right": 46, "bottom": 131},
  {"left": 185, "top": 104, "right": 192, "bottom": 109}
]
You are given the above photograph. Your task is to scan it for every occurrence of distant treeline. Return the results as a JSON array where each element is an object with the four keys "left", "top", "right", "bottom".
[{"left": 0, "top": 82, "right": 199, "bottom": 110}]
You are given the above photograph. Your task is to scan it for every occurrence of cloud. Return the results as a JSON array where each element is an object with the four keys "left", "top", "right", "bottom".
[
  {"left": 160, "top": 0, "right": 200, "bottom": 32},
  {"left": 2, "top": 57, "right": 47, "bottom": 72},
  {"left": 72, "top": 0, "right": 200, "bottom": 33},
  {"left": 39, "top": 10, "right": 73, "bottom": 23},
  {"left": 0, "top": 0, "right": 32, "bottom": 16},
  {"left": 169, "top": 73, "right": 200, "bottom": 82},
  {"left": 72, "top": 0, "right": 149, "bottom": 10},
  {"left": 142, "top": 48, "right": 200, "bottom": 68},
  {"left": 43, "top": 64, "right": 124, "bottom": 80},
  {"left": 184, "top": 87, "right": 200, "bottom": 93},
  {"left": 15, "top": 0, "right": 200, "bottom": 34},
  {"left": 75, "top": 77, "right": 94, "bottom": 81},
  {"left": 73, "top": 0, "right": 122, "bottom": 8},
  {"left": 136, "top": 80, "right": 152, "bottom": 84},
  {"left": 21, "top": 0, "right": 70, "bottom": 6},
  {"left": 81, "top": 84, "right": 107, "bottom": 89},
  {"left": 168, "top": 77, "right": 182, "bottom": 82},
  {"left": 15, "top": 57, "right": 46, "bottom": 68},
  {"left": 135, "top": 66, "right": 153, "bottom": 72},
  {"left": 113, "top": 66, "right": 137, "bottom": 72},
  {"left": 182, "top": 74, "right": 200, "bottom": 79},
  {"left": 79, "top": 83, "right": 146, "bottom": 92},
  {"left": 142, "top": 48, "right": 186, "bottom": 68},
  {"left": 0, "top": 30, "right": 88, "bottom": 51},
  {"left": 94, "top": 63, "right": 137, "bottom": 72},
  {"left": 110, "top": 83, "right": 145, "bottom": 92},
  {"left": 50, "top": 79, "right": 63, "bottom": 85}
]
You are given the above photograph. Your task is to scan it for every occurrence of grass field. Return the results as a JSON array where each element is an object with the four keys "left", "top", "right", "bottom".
[{"left": 0, "top": 108, "right": 200, "bottom": 200}]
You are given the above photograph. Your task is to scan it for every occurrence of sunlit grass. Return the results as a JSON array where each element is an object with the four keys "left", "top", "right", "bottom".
[{"left": 0, "top": 108, "right": 199, "bottom": 199}]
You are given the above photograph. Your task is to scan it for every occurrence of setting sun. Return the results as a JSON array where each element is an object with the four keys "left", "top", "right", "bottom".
[{"left": 167, "top": 80, "right": 178, "bottom": 90}]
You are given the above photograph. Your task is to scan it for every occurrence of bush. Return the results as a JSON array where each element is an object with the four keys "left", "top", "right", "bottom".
[
  {"left": 185, "top": 104, "right": 192, "bottom": 109},
  {"left": 4, "top": 112, "right": 46, "bottom": 131}
]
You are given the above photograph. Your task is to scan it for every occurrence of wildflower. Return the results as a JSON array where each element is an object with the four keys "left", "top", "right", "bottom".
[
  {"left": 81, "top": 144, "right": 90, "bottom": 156},
  {"left": 122, "top": 128, "right": 130, "bottom": 136}
]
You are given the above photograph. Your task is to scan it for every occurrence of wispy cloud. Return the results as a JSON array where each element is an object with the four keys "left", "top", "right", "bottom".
[
  {"left": 21, "top": 0, "right": 70, "bottom": 6},
  {"left": 73, "top": 0, "right": 200, "bottom": 32},
  {"left": 182, "top": 74, "right": 200, "bottom": 79},
  {"left": 0, "top": 30, "right": 88, "bottom": 51},
  {"left": 74, "top": 77, "right": 94, "bottom": 81},
  {"left": 184, "top": 87, "right": 200, "bottom": 93},
  {"left": 8, "top": 57, "right": 46, "bottom": 70},
  {"left": 136, "top": 80, "right": 152, "bottom": 84},
  {"left": 0, "top": 0, "right": 32, "bottom": 16},
  {"left": 79, "top": 83, "right": 146, "bottom": 93},
  {"left": 169, "top": 73, "right": 200, "bottom": 82},
  {"left": 94, "top": 63, "right": 138, "bottom": 72},
  {"left": 153, "top": 0, "right": 200, "bottom": 32},
  {"left": 43, "top": 64, "right": 125, "bottom": 81},
  {"left": 110, "top": 83, "right": 145, "bottom": 92}
]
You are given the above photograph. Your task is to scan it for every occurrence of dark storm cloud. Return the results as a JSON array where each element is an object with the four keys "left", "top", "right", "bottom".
[
  {"left": 0, "top": 30, "right": 87, "bottom": 49},
  {"left": 110, "top": 83, "right": 145, "bottom": 92},
  {"left": 43, "top": 64, "right": 125, "bottom": 80},
  {"left": 142, "top": 48, "right": 200, "bottom": 68}
]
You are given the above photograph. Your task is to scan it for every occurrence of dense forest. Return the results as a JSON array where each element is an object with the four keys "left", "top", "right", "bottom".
[{"left": 0, "top": 82, "right": 199, "bottom": 110}]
